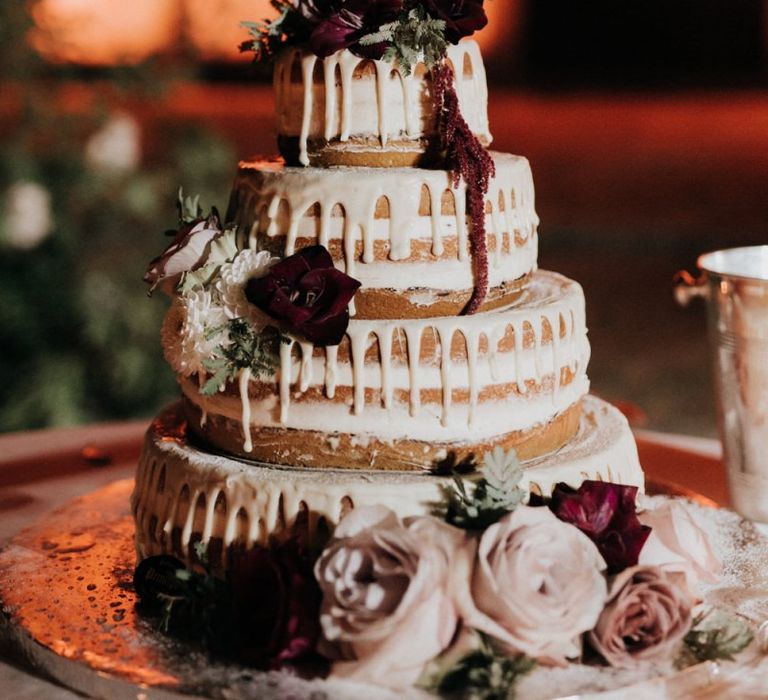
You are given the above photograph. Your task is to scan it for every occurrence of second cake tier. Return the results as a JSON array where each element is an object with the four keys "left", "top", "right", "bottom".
[
  {"left": 226, "top": 152, "right": 539, "bottom": 318},
  {"left": 168, "top": 270, "right": 590, "bottom": 471}
]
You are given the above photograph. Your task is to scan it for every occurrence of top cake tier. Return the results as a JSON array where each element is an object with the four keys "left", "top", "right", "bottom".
[{"left": 274, "top": 40, "right": 492, "bottom": 168}]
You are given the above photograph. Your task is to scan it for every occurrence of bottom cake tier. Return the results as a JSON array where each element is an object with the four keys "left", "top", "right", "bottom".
[{"left": 132, "top": 395, "right": 643, "bottom": 570}]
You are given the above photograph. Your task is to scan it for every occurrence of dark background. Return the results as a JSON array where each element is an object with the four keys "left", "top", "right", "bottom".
[{"left": 3, "top": 1, "right": 768, "bottom": 436}]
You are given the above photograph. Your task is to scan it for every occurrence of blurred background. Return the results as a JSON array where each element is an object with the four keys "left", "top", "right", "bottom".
[{"left": 2, "top": 0, "right": 767, "bottom": 437}]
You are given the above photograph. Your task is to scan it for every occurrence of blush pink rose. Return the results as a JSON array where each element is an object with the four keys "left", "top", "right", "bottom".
[
  {"left": 589, "top": 565, "right": 693, "bottom": 667},
  {"left": 638, "top": 501, "right": 721, "bottom": 598},
  {"left": 464, "top": 506, "right": 608, "bottom": 666},
  {"left": 144, "top": 211, "right": 224, "bottom": 293},
  {"left": 314, "top": 505, "right": 473, "bottom": 688}
]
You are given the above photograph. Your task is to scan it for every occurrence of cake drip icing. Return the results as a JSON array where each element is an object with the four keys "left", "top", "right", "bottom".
[
  {"left": 170, "top": 271, "right": 590, "bottom": 447},
  {"left": 229, "top": 153, "right": 539, "bottom": 295},
  {"left": 274, "top": 41, "right": 492, "bottom": 166}
]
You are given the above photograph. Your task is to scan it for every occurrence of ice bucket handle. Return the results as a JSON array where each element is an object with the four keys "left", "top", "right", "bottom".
[{"left": 673, "top": 269, "right": 709, "bottom": 307}]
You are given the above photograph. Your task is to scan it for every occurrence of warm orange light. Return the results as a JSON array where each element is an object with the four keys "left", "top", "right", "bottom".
[
  {"left": 184, "top": 0, "right": 271, "bottom": 61},
  {"left": 28, "top": 0, "right": 180, "bottom": 66},
  {"left": 474, "top": 0, "right": 509, "bottom": 56},
  {"left": 29, "top": 0, "right": 507, "bottom": 66}
]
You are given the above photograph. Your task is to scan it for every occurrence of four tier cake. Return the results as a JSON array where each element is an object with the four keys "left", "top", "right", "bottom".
[{"left": 132, "top": 29, "right": 644, "bottom": 570}]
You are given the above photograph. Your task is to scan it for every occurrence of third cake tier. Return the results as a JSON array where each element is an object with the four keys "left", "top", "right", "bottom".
[
  {"left": 170, "top": 270, "right": 589, "bottom": 471},
  {"left": 227, "top": 152, "right": 539, "bottom": 318}
]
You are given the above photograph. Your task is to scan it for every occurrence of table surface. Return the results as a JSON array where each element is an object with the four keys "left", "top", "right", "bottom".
[{"left": 0, "top": 418, "right": 729, "bottom": 698}]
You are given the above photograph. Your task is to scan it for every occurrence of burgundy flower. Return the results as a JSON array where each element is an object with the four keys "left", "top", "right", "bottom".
[
  {"left": 245, "top": 245, "right": 361, "bottom": 346},
  {"left": 310, "top": 0, "right": 403, "bottom": 59},
  {"left": 422, "top": 0, "right": 488, "bottom": 43},
  {"left": 229, "top": 540, "right": 322, "bottom": 668},
  {"left": 549, "top": 481, "right": 651, "bottom": 574}
]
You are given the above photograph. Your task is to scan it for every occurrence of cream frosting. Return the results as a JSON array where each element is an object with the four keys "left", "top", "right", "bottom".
[
  {"left": 132, "top": 396, "right": 643, "bottom": 567},
  {"left": 228, "top": 152, "right": 539, "bottom": 296},
  {"left": 165, "top": 271, "right": 590, "bottom": 447},
  {"left": 274, "top": 41, "right": 492, "bottom": 165}
]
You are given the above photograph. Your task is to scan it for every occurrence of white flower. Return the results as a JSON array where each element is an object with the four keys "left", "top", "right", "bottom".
[
  {"left": 85, "top": 112, "right": 141, "bottom": 173},
  {"left": 215, "top": 249, "right": 277, "bottom": 320},
  {"left": 162, "top": 290, "right": 228, "bottom": 377},
  {"left": 2, "top": 182, "right": 53, "bottom": 250}
]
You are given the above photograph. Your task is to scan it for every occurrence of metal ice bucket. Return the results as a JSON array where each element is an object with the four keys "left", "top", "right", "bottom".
[{"left": 676, "top": 246, "right": 768, "bottom": 522}]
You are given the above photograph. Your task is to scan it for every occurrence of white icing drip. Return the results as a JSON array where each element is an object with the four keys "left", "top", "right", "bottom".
[
  {"left": 275, "top": 42, "right": 492, "bottom": 156},
  {"left": 437, "top": 324, "right": 455, "bottom": 426},
  {"left": 374, "top": 61, "right": 390, "bottom": 146},
  {"left": 323, "top": 54, "right": 338, "bottom": 141},
  {"left": 350, "top": 327, "right": 368, "bottom": 415},
  {"left": 279, "top": 340, "right": 293, "bottom": 423},
  {"left": 233, "top": 153, "right": 539, "bottom": 292},
  {"left": 429, "top": 185, "right": 444, "bottom": 256},
  {"left": 239, "top": 368, "right": 253, "bottom": 453},
  {"left": 378, "top": 328, "right": 393, "bottom": 409},
  {"left": 405, "top": 325, "right": 423, "bottom": 417},
  {"left": 466, "top": 329, "right": 480, "bottom": 426},
  {"left": 298, "top": 341, "right": 313, "bottom": 393},
  {"left": 299, "top": 54, "right": 317, "bottom": 166},
  {"left": 325, "top": 345, "right": 338, "bottom": 399}
]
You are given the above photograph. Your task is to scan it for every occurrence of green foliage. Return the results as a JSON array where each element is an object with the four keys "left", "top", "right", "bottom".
[
  {"left": 428, "top": 635, "right": 535, "bottom": 700},
  {"left": 240, "top": 0, "right": 298, "bottom": 61},
  {"left": 679, "top": 609, "right": 754, "bottom": 666},
  {"left": 156, "top": 545, "right": 234, "bottom": 652},
  {"left": 200, "top": 320, "right": 282, "bottom": 396},
  {"left": 447, "top": 447, "right": 526, "bottom": 530},
  {"left": 177, "top": 188, "right": 202, "bottom": 225},
  {"left": 0, "top": 5, "right": 236, "bottom": 432},
  {"left": 369, "top": 7, "right": 448, "bottom": 75}
]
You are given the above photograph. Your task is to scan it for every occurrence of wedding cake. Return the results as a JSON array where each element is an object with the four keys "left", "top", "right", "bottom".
[{"left": 131, "top": 10, "right": 643, "bottom": 571}]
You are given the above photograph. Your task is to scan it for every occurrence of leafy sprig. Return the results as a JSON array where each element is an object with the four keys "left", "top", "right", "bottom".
[
  {"left": 678, "top": 609, "right": 754, "bottom": 666},
  {"left": 177, "top": 187, "right": 202, "bottom": 225},
  {"left": 427, "top": 634, "right": 535, "bottom": 700},
  {"left": 201, "top": 319, "right": 284, "bottom": 396},
  {"left": 365, "top": 7, "right": 448, "bottom": 75},
  {"left": 447, "top": 447, "right": 526, "bottom": 530},
  {"left": 239, "top": 0, "right": 308, "bottom": 62}
]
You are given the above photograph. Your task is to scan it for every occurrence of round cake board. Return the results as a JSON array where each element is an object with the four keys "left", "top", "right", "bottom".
[
  {"left": 2, "top": 481, "right": 767, "bottom": 700},
  {"left": 0, "top": 480, "right": 404, "bottom": 700}
]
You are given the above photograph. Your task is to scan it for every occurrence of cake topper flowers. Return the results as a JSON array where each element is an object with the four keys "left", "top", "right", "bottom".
[{"left": 240, "top": 0, "right": 487, "bottom": 72}]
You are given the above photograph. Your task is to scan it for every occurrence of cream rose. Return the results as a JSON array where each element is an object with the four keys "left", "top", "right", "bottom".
[
  {"left": 638, "top": 501, "right": 721, "bottom": 597},
  {"left": 589, "top": 565, "right": 693, "bottom": 667},
  {"left": 314, "top": 505, "right": 472, "bottom": 688},
  {"left": 465, "top": 506, "right": 608, "bottom": 666}
]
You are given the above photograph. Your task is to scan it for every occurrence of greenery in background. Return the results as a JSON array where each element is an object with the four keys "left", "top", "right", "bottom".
[{"left": 0, "top": 5, "right": 236, "bottom": 432}]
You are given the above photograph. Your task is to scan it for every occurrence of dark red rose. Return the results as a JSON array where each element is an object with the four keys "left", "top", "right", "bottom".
[
  {"left": 310, "top": 0, "right": 403, "bottom": 59},
  {"left": 422, "top": 0, "right": 487, "bottom": 43},
  {"left": 245, "top": 245, "right": 360, "bottom": 346},
  {"left": 229, "top": 540, "right": 322, "bottom": 668},
  {"left": 549, "top": 481, "right": 651, "bottom": 574}
]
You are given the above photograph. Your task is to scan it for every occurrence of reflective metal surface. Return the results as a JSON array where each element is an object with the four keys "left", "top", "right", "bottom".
[{"left": 678, "top": 246, "right": 768, "bottom": 523}]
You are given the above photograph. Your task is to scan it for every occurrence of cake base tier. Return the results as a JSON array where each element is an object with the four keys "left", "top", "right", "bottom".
[
  {"left": 133, "top": 395, "right": 644, "bottom": 569},
  {"left": 3, "top": 482, "right": 766, "bottom": 700}
]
